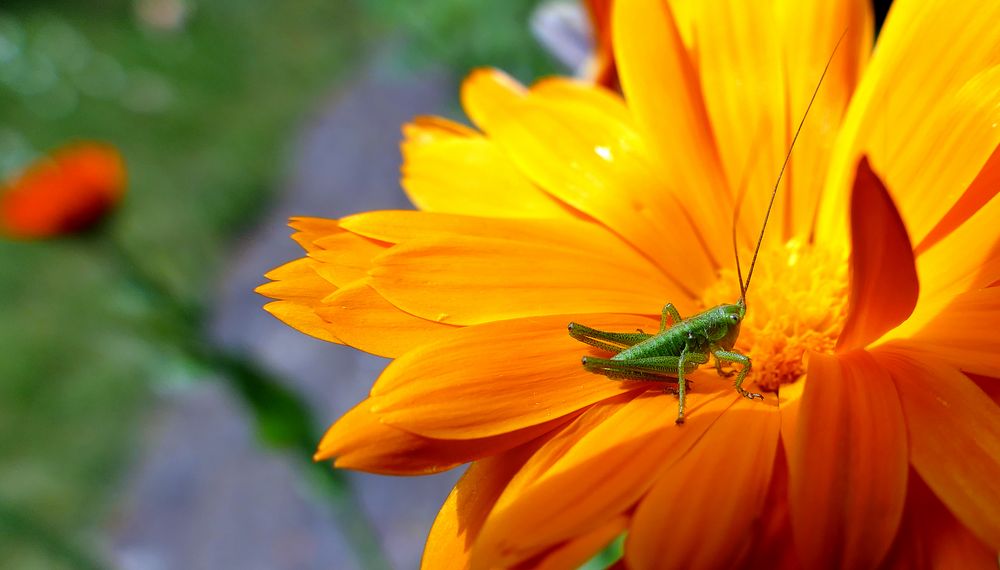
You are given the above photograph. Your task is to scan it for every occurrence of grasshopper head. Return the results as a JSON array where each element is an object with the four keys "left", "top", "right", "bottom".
[
  {"left": 715, "top": 303, "right": 744, "bottom": 349},
  {"left": 721, "top": 302, "right": 745, "bottom": 323}
]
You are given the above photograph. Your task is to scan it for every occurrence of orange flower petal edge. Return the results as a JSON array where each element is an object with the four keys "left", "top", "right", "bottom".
[{"left": 836, "top": 157, "right": 918, "bottom": 351}]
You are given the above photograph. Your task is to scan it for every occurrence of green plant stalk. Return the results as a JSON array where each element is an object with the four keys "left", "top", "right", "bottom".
[{"left": 0, "top": 499, "right": 105, "bottom": 570}]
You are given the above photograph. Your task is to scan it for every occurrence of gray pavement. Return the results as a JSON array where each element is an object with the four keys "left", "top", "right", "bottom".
[{"left": 107, "top": 50, "right": 464, "bottom": 570}]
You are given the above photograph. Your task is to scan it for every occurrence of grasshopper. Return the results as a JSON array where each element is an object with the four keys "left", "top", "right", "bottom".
[{"left": 569, "top": 33, "right": 846, "bottom": 424}]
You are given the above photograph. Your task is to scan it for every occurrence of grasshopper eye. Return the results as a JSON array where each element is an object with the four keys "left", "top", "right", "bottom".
[{"left": 730, "top": 314, "right": 739, "bottom": 323}]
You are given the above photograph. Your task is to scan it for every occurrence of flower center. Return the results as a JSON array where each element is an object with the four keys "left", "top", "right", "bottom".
[{"left": 699, "top": 239, "right": 849, "bottom": 391}]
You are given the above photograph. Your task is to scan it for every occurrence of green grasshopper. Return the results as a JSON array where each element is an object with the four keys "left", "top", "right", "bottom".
[{"left": 569, "top": 34, "right": 846, "bottom": 424}]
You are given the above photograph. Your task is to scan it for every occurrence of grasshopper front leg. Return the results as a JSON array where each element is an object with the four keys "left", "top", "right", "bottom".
[
  {"left": 676, "top": 347, "right": 709, "bottom": 424},
  {"left": 712, "top": 349, "right": 763, "bottom": 401}
]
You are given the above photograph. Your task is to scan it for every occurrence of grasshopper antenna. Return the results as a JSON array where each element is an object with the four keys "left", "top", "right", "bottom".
[
  {"left": 732, "top": 141, "right": 753, "bottom": 307},
  {"left": 742, "top": 29, "right": 849, "bottom": 304}
]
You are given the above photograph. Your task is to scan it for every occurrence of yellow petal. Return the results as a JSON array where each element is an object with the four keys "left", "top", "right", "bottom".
[
  {"left": 916, "top": 144, "right": 1000, "bottom": 254},
  {"left": 401, "top": 120, "right": 572, "bottom": 219},
  {"left": 612, "top": 0, "right": 731, "bottom": 256},
  {"left": 820, "top": 1, "right": 1000, "bottom": 247},
  {"left": 257, "top": 258, "right": 332, "bottom": 302},
  {"left": 340, "top": 210, "right": 638, "bottom": 252},
  {"left": 691, "top": 0, "right": 787, "bottom": 247},
  {"left": 529, "top": 77, "right": 631, "bottom": 124},
  {"left": 883, "top": 165, "right": 1000, "bottom": 341},
  {"left": 460, "top": 68, "right": 526, "bottom": 133},
  {"left": 369, "top": 234, "right": 682, "bottom": 326},
  {"left": 308, "top": 230, "right": 388, "bottom": 287},
  {"left": 898, "top": 288, "right": 1000, "bottom": 378},
  {"left": 287, "top": 216, "right": 341, "bottom": 253},
  {"left": 487, "top": 98, "right": 717, "bottom": 291},
  {"left": 262, "top": 300, "right": 340, "bottom": 344},
  {"left": 317, "top": 399, "right": 564, "bottom": 476},
  {"left": 314, "top": 282, "right": 459, "bottom": 358},
  {"left": 368, "top": 313, "right": 660, "bottom": 439},
  {"left": 777, "top": 0, "right": 873, "bottom": 239},
  {"left": 401, "top": 115, "right": 477, "bottom": 141}
]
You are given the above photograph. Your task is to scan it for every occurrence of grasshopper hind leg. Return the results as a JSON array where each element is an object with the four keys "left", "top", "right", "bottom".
[
  {"left": 580, "top": 353, "right": 708, "bottom": 424},
  {"left": 568, "top": 322, "right": 653, "bottom": 354}
]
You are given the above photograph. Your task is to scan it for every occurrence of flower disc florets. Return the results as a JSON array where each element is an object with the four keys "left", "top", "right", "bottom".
[{"left": 701, "top": 239, "right": 849, "bottom": 391}]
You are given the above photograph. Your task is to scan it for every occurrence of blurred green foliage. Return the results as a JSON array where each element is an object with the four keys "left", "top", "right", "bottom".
[
  {"left": 360, "top": 0, "right": 557, "bottom": 82},
  {"left": 0, "top": 0, "right": 552, "bottom": 567}
]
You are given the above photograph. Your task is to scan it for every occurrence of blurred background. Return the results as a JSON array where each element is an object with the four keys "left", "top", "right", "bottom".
[
  {"left": 0, "top": 1, "right": 560, "bottom": 568},
  {"left": 0, "top": 1, "right": 896, "bottom": 569}
]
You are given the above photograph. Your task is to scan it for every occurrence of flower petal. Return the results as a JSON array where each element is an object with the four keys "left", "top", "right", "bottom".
[
  {"left": 899, "top": 287, "right": 1000, "bottom": 378},
  {"left": 836, "top": 158, "right": 917, "bottom": 351},
  {"left": 740, "top": 445, "right": 800, "bottom": 570},
  {"left": 261, "top": 300, "right": 340, "bottom": 344},
  {"left": 881, "top": 66, "right": 1000, "bottom": 243},
  {"left": 626, "top": 394, "right": 780, "bottom": 570},
  {"left": 308, "top": 230, "right": 388, "bottom": 287},
  {"left": 874, "top": 345, "right": 1000, "bottom": 549},
  {"left": 881, "top": 470, "right": 997, "bottom": 570},
  {"left": 486, "top": 98, "right": 717, "bottom": 290},
  {"left": 460, "top": 68, "right": 526, "bottom": 134},
  {"left": 368, "top": 314, "right": 660, "bottom": 439},
  {"left": 472, "top": 383, "right": 739, "bottom": 567},
  {"left": 581, "top": 0, "right": 616, "bottom": 88},
  {"left": 788, "top": 350, "right": 907, "bottom": 569},
  {"left": 400, "top": 119, "right": 572, "bottom": 219},
  {"left": 287, "top": 216, "right": 342, "bottom": 253},
  {"left": 820, "top": 0, "right": 1000, "bottom": 247},
  {"left": 885, "top": 184, "right": 1000, "bottom": 341},
  {"left": 340, "top": 209, "right": 637, "bottom": 252},
  {"left": 316, "top": 399, "right": 565, "bottom": 476},
  {"left": 689, "top": 0, "right": 787, "bottom": 246},
  {"left": 257, "top": 258, "right": 332, "bottom": 302},
  {"left": 314, "top": 282, "right": 458, "bottom": 358},
  {"left": 528, "top": 77, "right": 630, "bottom": 124},
  {"left": 422, "top": 444, "right": 538, "bottom": 570},
  {"left": 369, "top": 233, "right": 682, "bottom": 326},
  {"left": 916, "top": 128, "right": 1000, "bottom": 255},
  {"left": 520, "top": 516, "right": 627, "bottom": 570},
  {"left": 612, "top": 0, "right": 732, "bottom": 255},
  {"left": 402, "top": 115, "right": 477, "bottom": 140},
  {"left": 778, "top": 0, "right": 873, "bottom": 240}
]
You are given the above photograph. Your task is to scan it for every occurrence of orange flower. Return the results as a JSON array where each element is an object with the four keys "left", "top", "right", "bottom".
[
  {"left": 260, "top": 0, "right": 1000, "bottom": 567},
  {"left": 0, "top": 143, "right": 126, "bottom": 239}
]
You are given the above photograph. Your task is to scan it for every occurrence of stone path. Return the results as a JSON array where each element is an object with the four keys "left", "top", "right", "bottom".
[{"left": 108, "top": 50, "right": 462, "bottom": 570}]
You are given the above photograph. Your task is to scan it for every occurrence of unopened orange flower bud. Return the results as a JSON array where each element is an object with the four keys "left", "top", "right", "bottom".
[{"left": 0, "top": 142, "right": 126, "bottom": 239}]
